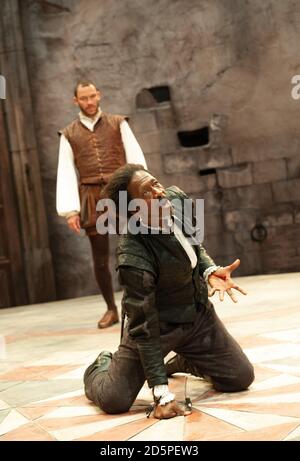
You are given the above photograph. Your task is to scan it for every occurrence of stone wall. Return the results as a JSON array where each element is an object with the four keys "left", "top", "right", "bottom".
[{"left": 20, "top": 0, "right": 300, "bottom": 299}]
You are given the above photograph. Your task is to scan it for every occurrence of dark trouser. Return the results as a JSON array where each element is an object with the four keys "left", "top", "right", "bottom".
[
  {"left": 84, "top": 303, "right": 254, "bottom": 414},
  {"left": 88, "top": 233, "right": 117, "bottom": 311}
]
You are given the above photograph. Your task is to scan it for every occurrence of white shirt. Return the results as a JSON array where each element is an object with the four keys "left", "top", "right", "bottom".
[
  {"left": 173, "top": 222, "right": 197, "bottom": 269},
  {"left": 56, "top": 110, "right": 147, "bottom": 217}
]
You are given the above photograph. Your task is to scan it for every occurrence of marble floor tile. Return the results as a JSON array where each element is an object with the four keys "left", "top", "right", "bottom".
[
  {"left": 207, "top": 422, "right": 300, "bottom": 441},
  {"left": 38, "top": 405, "right": 102, "bottom": 419},
  {"left": 0, "top": 381, "right": 23, "bottom": 393},
  {"left": 252, "top": 364, "right": 289, "bottom": 382},
  {"left": 183, "top": 409, "right": 243, "bottom": 441},
  {"left": 0, "top": 381, "right": 83, "bottom": 407},
  {"left": 0, "top": 409, "right": 10, "bottom": 425},
  {"left": 0, "top": 365, "right": 78, "bottom": 381},
  {"left": 195, "top": 401, "right": 300, "bottom": 418},
  {"left": 48, "top": 412, "right": 147, "bottom": 441},
  {"left": 0, "top": 422, "right": 56, "bottom": 441},
  {"left": 52, "top": 365, "right": 88, "bottom": 380},
  {"left": 30, "top": 389, "right": 84, "bottom": 405},
  {"left": 37, "top": 414, "right": 113, "bottom": 431},
  {"left": 207, "top": 391, "right": 300, "bottom": 405},
  {"left": 244, "top": 343, "right": 300, "bottom": 364},
  {"left": 0, "top": 399, "right": 10, "bottom": 410},
  {"left": 262, "top": 363, "right": 300, "bottom": 376},
  {"left": 283, "top": 423, "right": 300, "bottom": 440},
  {"left": 236, "top": 335, "right": 281, "bottom": 349},
  {"left": 76, "top": 416, "right": 158, "bottom": 441},
  {"left": 0, "top": 409, "right": 30, "bottom": 436},
  {"left": 28, "top": 351, "right": 100, "bottom": 367},
  {"left": 17, "top": 406, "right": 60, "bottom": 420},
  {"left": 194, "top": 407, "right": 300, "bottom": 431},
  {"left": 130, "top": 415, "right": 186, "bottom": 441},
  {"left": 246, "top": 373, "right": 300, "bottom": 391},
  {"left": 261, "top": 327, "right": 300, "bottom": 343}
]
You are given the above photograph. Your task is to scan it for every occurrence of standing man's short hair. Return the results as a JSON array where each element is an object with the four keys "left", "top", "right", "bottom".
[{"left": 74, "top": 80, "right": 98, "bottom": 96}]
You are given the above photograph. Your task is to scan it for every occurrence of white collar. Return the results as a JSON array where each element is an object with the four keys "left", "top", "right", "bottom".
[{"left": 79, "top": 108, "right": 102, "bottom": 124}]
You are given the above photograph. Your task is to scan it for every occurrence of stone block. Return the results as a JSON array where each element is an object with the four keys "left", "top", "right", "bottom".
[
  {"left": 145, "top": 152, "right": 163, "bottom": 178},
  {"left": 260, "top": 203, "right": 294, "bottom": 227},
  {"left": 202, "top": 189, "right": 223, "bottom": 213},
  {"left": 260, "top": 224, "right": 300, "bottom": 255},
  {"left": 217, "top": 163, "right": 252, "bottom": 189},
  {"left": 224, "top": 209, "right": 258, "bottom": 233},
  {"left": 163, "top": 151, "right": 198, "bottom": 174},
  {"left": 202, "top": 213, "right": 224, "bottom": 237},
  {"left": 287, "top": 155, "right": 300, "bottom": 179},
  {"left": 203, "top": 232, "right": 240, "bottom": 258},
  {"left": 232, "top": 138, "right": 300, "bottom": 164},
  {"left": 272, "top": 178, "right": 300, "bottom": 204},
  {"left": 222, "top": 184, "right": 273, "bottom": 210},
  {"left": 234, "top": 231, "right": 265, "bottom": 252},
  {"left": 198, "top": 173, "right": 217, "bottom": 193},
  {"left": 163, "top": 172, "right": 216, "bottom": 195},
  {"left": 233, "top": 252, "right": 262, "bottom": 276},
  {"left": 209, "top": 114, "right": 229, "bottom": 149},
  {"left": 136, "top": 131, "right": 161, "bottom": 155},
  {"left": 160, "top": 129, "right": 180, "bottom": 152},
  {"left": 155, "top": 106, "right": 177, "bottom": 129},
  {"left": 261, "top": 249, "right": 300, "bottom": 274},
  {"left": 128, "top": 111, "right": 157, "bottom": 134},
  {"left": 163, "top": 146, "right": 232, "bottom": 175},
  {"left": 198, "top": 147, "right": 233, "bottom": 170},
  {"left": 253, "top": 158, "right": 287, "bottom": 184}
]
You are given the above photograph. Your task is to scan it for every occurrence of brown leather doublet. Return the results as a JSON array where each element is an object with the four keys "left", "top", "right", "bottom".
[{"left": 60, "top": 113, "right": 127, "bottom": 234}]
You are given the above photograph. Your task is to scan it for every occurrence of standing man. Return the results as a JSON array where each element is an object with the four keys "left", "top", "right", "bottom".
[
  {"left": 83, "top": 164, "right": 254, "bottom": 419},
  {"left": 56, "top": 81, "right": 147, "bottom": 329}
]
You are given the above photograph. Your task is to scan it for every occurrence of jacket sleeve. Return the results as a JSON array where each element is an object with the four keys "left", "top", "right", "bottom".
[
  {"left": 197, "top": 245, "right": 217, "bottom": 275},
  {"left": 118, "top": 266, "right": 168, "bottom": 389}
]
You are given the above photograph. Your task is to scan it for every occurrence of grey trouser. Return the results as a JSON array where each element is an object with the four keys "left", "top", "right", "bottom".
[{"left": 84, "top": 303, "right": 254, "bottom": 414}]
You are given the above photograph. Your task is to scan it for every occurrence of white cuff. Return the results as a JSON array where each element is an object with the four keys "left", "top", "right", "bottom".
[
  {"left": 65, "top": 211, "right": 80, "bottom": 220},
  {"left": 203, "top": 265, "right": 222, "bottom": 283},
  {"left": 153, "top": 384, "right": 175, "bottom": 406}
]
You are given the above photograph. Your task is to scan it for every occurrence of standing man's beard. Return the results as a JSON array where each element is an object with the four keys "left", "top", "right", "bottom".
[{"left": 79, "top": 102, "right": 99, "bottom": 117}]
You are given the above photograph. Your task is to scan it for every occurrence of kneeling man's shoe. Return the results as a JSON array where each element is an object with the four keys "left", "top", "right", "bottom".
[
  {"left": 92, "top": 350, "right": 113, "bottom": 372},
  {"left": 84, "top": 350, "right": 113, "bottom": 380}
]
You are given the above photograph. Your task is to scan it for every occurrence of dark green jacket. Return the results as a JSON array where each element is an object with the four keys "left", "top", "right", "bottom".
[{"left": 116, "top": 186, "right": 216, "bottom": 388}]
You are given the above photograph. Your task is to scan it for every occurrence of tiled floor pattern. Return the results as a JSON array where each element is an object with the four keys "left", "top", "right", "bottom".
[{"left": 0, "top": 272, "right": 300, "bottom": 441}]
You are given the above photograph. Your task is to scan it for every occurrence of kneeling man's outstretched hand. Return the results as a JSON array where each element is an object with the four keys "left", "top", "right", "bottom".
[{"left": 208, "top": 258, "right": 247, "bottom": 303}]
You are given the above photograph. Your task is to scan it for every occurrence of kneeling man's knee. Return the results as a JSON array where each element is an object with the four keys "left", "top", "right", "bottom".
[
  {"left": 233, "top": 362, "right": 255, "bottom": 391},
  {"left": 98, "top": 391, "right": 132, "bottom": 415},
  {"left": 213, "top": 361, "right": 255, "bottom": 392}
]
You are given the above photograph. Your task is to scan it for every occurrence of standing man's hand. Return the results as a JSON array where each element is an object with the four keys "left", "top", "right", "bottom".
[
  {"left": 67, "top": 214, "right": 81, "bottom": 234},
  {"left": 208, "top": 259, "right": 247, "bottom": 303}
]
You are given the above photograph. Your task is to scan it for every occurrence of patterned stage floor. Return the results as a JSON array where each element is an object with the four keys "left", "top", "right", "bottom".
[{"left": 1, "top": 272, "right": 300, "bottom": 441}]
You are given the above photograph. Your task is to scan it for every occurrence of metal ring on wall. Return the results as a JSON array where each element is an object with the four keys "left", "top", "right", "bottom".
[{"left": 250, "top": 224, "right": 268, "bottom": 242}]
